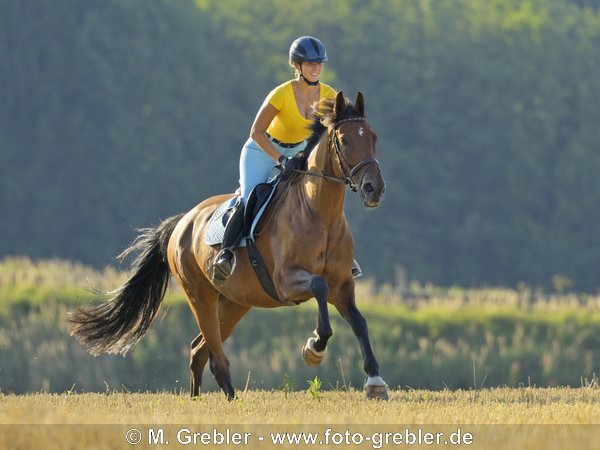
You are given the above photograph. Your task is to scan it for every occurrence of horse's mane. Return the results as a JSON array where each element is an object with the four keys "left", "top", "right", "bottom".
[
  {"left": 260, "top": 95, "right": 362, "bottom": 223},
  {"left": 304, "top": 96, "right": 362, "bottom": 151},
  {"left": 279, "top": 95, "right": 362, "bottom": 189}
]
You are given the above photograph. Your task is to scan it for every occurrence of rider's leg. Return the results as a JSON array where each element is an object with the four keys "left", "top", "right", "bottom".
[
  {"left": 212, "top": 139, "right": 277, "bottom": 285},
  {"left": 239, "top": 138, "right": 279, "bottom": 203},
  {"left": 212, "top": 199, "right": 247, "bottom": 285}
]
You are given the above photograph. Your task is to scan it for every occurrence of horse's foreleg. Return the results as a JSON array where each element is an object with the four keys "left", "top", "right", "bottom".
[
  {"left": 335, "top": 281, "right": 389, "bottom": 400},
  {"left": 280, "top": 269, "right": 333, "bottom": 366},
  {"left": 308, "top": 275, "right": 333, "bottom": 352}
]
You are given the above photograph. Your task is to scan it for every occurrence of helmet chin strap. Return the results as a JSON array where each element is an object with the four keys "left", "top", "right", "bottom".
[
  {"left": 300, "top": 74, "right": 320, "bottom": 86},
  {"left": 299, "top": 63, "right": 320, "bottom": 86}
]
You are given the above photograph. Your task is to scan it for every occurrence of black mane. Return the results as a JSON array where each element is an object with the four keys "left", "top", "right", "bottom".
[
  {"left": 269, "top": 95, "right": 362, "bottom": 210},
  {"left": 304, "top": 96, "right": 362, "bottom": 151}
]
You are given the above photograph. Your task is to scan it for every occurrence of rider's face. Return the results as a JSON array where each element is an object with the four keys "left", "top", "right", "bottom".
[{"left": 298, "top": 62, "right": 323, "bottom": 82}]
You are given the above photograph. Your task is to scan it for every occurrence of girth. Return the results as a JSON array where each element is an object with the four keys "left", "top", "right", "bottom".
[{"left": 243, "top": 181, "right": 296, "bottom": 307}]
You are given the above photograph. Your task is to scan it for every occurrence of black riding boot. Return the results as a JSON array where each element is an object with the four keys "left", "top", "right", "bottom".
[{"left": 212, "top": 203, "right": 246, "bottom": 286}]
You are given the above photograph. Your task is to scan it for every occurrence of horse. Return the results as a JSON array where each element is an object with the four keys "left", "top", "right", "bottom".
[{"left": 70, "top": 91, "right": 388, "bottom": 400}]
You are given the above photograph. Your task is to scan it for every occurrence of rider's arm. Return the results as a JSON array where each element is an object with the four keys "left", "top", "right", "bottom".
[{"left": 250, "top": 102, "right": 282, "bottom": 162}]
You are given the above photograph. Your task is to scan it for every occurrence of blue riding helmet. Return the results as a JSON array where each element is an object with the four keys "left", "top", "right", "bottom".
[{"left": 289, "top": 36, "right": 328, "bottom": 64}]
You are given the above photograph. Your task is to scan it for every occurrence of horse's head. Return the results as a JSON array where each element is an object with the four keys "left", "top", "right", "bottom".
[{"left": 329, "top": 91, "right": 385, "bottom": 207}]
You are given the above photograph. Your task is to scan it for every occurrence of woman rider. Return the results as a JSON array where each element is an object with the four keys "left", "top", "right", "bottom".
[{"left": 212, "top": 36, "right": 360, "bottom": 285}]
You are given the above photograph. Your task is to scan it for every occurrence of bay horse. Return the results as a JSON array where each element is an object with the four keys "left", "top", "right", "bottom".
[{"left": 70, "top": 91, "right": 388, "bottom": 400}]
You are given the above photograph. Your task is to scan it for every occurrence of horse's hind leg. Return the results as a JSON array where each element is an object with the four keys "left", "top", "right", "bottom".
[
  {"left": 189, "top": 333, "right": 205, "bottom": 397},
  {"left": 334, "top": 280, "right": 388, "bottom": 400},
  {"left": 195, "top": 300, "right": 234, "bottom": 399},
  {"left": 189, "top": 295, "right": 250, "bottom": 398}
]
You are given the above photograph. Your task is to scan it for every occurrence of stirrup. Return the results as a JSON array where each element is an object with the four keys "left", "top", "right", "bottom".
[
  {"left": 351, "top": 259, "right": 363, "bottom": 279},
  {"left": 212, "top": 248, "right": 236, "bottom": 286}
]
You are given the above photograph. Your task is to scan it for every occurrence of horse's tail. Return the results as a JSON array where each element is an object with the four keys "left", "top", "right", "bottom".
[{"left": 69, "top": 213, "right": 184, "bottom": 356}]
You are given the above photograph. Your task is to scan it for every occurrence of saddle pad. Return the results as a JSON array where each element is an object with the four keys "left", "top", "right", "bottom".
[{"left": 204, "top": 197, "right": 239, "bottom": 246}]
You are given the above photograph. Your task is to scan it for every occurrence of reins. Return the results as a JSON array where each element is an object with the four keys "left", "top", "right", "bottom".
[
  {"left": 294, "top": 116, "right": 381, "bottom": 192},
  {"left": 257, "top": 114, "right": 381, "bottom": 236}
]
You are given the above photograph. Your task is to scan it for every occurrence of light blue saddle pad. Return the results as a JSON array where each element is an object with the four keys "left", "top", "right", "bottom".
[
  {"left": 205, "top": 180, "right": 280, "bottom": 247},
  {"left": 204, "top": 198, "right": 240, "bottom": 246}
]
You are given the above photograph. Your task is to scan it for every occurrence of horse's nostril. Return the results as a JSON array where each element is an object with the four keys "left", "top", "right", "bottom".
[{"left": 363, "top": 183, "right": 374, "bottom": 193}]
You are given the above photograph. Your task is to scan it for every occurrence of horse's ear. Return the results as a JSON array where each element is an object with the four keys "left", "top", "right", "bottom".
[
  {"left": 356, "top": 92, "right": 365, "bottom": 116},
  {"left": 334, "top": 91, "right": 345, "bottom": 116}
]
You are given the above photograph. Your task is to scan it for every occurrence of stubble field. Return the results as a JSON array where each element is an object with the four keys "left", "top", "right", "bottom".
[{"left": 1, "top": 388, "right": 600, "bottom": 449}]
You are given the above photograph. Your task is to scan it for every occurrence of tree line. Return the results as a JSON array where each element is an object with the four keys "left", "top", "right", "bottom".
[{"left": 2, "top": 0, "right": 600, "bottom": 291}]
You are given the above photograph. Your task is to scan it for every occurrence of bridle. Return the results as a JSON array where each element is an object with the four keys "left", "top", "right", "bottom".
[
  {"left": 330, "top": 117, "right": 381, "bottom": 192},
  {"left": 296, "top": 116, "right": 381, "bottom": 192}
]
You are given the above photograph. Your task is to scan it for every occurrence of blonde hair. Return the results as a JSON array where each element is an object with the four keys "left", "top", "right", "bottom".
[{"left": 290, "top": 60, "right": 301, "bottom": 78}]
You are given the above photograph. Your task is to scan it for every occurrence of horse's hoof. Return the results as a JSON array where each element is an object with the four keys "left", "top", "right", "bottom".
[
  {"left": 365, "top": 384, "right": 389, "bottom": 400},
  {"left": 301, "top": 337, "right": 325, "bottom": 366},
  {"left": 365, "top": 376, "right": 389, "bottom": 400}
]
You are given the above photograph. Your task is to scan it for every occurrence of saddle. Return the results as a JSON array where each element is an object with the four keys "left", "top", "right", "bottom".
[
  {"left": 204, "top": 179, "right": 279, "bottom": 248},
  {"left": 205, "top": 175, "right": 289, "bottom": 304}
]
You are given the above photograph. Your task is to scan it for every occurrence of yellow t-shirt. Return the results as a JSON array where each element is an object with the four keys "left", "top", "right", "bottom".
[{"left": 265, "top": 80, "right": 337, "bottom": 143}]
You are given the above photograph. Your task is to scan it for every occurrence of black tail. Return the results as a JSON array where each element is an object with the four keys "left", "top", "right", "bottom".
[{"left": 69, "top": 213, "right": 184, "bottom": 356}]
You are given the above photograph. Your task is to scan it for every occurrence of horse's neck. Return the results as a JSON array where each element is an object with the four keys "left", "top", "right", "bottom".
[{"left": 301, "top": 132, "right": 346, "bottom": 219}]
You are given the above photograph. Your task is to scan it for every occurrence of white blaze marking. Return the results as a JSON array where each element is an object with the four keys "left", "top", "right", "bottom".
[{"left": 358, "top": 127, "right": 364, "bottom": 136}]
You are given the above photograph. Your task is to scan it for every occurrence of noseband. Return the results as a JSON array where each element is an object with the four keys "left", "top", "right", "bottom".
[{"left": 329, "top": 117, "right": 381, "bottom": 192}]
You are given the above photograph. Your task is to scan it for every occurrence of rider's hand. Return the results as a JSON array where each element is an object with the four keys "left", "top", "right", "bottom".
[{"left": 278, "top": 152, "right": 306, "bottom": 176}]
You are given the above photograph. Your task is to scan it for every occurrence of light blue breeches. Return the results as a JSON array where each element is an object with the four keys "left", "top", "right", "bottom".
[{"left": 238, "top": 137, "right": 307, "bottom": 203}]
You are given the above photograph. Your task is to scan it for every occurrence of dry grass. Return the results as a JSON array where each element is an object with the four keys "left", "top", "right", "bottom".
[
  {"left": 2, "top": 389, "right": 600, "bottom": 449},
  {"left": 0, "top": 257, "right": 126, "bottom": 292},
  {"left": 2, "top": 388, "right": 600, "bottom": 425}
]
